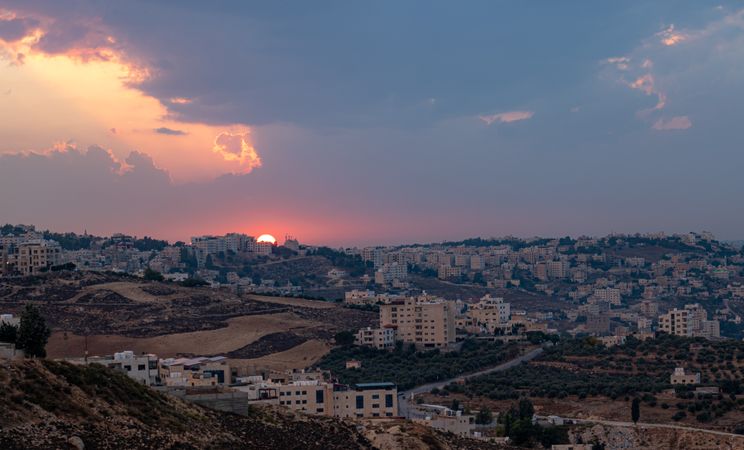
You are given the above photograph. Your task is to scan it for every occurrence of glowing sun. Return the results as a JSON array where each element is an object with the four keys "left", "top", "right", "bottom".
[{"left": 257, "top": 234, "right": 277, "bottom": 244}]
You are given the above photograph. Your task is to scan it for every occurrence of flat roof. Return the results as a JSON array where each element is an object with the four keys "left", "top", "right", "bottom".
[{"left": 354, "top": 382, "right": 396, "bottom": 390}]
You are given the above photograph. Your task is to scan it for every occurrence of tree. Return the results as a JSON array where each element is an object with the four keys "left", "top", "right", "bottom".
[
  {"left": 631, "top": 397, "right": 641, "bottom": 424},
  {"left": 518, "top": 397, "right": 535, "bottom": 420},
  {"left": 450, "top": 399, "right": 460, "bottom": 411},
  {"left": 16, "top": 304, "right": 51, "bottom": 358},
  {"left": 475, "top": 407, "right": 493, "bottom": 425},
  {"left": 334, "top": 331, "right": 356, "bottom": 347},
  {"left": 0, "top": 322, "right": 18, "bottom": 344},
  {"left": 143, "top": 267, "right": 164, "bottom": 281}
]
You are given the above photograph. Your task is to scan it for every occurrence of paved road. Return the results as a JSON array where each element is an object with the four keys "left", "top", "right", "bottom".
[
  {"left": 398, "top": 347, "right": 544, "bottom": 418},
  {"left": 539, "top": 415, "right": 744, "bottom": 439}
]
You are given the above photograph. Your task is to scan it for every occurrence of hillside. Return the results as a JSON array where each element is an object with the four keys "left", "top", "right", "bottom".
[{"left": 0, "top": 360, "right": 512, "bottom": 450}]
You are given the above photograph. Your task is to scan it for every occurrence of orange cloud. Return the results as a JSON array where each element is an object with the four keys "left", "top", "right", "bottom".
[
  {"left": 657, "top": 25, "right": 688, "bottom": 46},
  {"left": 212, "top": 132, "right": 262, "bottom": 173},
  {"left": 652, "top": 116, "right": 692, "bottom": 131},
  {"left": 0, "top": 7, "right": 262, "bottom": 182},
  {"left": 479, "top": 110, "right": 534, "bottom": 125}
]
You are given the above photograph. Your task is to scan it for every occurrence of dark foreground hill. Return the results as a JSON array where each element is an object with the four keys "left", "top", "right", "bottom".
[
  {"left": 0, "top": 360, "right": 511, "bottom": 450},
  {"left": 0, "top": 359, "right": 375, "bottom": 450}
]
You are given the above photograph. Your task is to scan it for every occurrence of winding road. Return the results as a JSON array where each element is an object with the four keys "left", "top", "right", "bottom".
[{"left": 398, "top": 346, "right": 544, "bottom": 418}]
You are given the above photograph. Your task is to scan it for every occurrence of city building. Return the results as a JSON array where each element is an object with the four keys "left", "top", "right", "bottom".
[
  {"left": 355, "top": 326, "right": 396, "bottom": 350},
  {"left": 17, "top": 239, "right": 62, "bottom": 275},
  {"left": 159, "top": 356, "right": 232, "bottom": 387},
  {"left": 380, "top": 296, "right": 456, "bottom": 348},
  {"left": 374, "top": 262, "right": 408, "bottom": 285},
  {"left": 66, "top": 351, "right": 159, "bottom": 386},
  {"left": 467, "top": 295, "right": 511, "bottom": 334},
  {"left": 670, "top": 367, "right": 701, "bottom": 385}
]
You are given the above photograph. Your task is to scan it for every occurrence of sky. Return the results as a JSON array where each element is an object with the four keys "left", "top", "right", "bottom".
[{"left": 1, "top": 1, "right": 743, "bottom": 246}]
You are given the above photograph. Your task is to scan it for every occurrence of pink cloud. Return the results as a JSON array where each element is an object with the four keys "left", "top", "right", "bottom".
[
  {"left": 652, "top": 116, "right": 692, "bottom": 131},
  {"left": 479, "top": 110, "right": 534, "bottom": 125}
]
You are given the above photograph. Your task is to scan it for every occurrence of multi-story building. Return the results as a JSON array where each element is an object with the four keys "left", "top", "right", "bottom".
[
  {"left": 467, "top": 295, "right": 511, "bottom": 333},
  {"left": 332, "top": 382, "right": 398, "bottom": 419},
  {"left": 658, "top": 308, "right": 690, "bottom": 336},
  {"left": 355, "top": 326, "right": 396, "bottom": 350},
  {"left": 593, "top": 287, "right": 621, "bottom": 306},
  {"left": 344, "top": 289, "right": 376, "bottom": 305},
  {"left": 374, "top": 262, "right": 407, "bottom": 285},
  {"left": 243, "top": 377, "right": 398, "bottom": 419},
  {"left": 65, "top": 350, "right": 159, "bottom": 386},
  {"left": 437, "top": 265, "right": 461, "bottom": 280},
  {"left": 380, "top": 296, "right": 456, "bottom": 348},
  {"left": 659, "top": 304, "right": 720, "bottom": 339},
  {"left": 17, "top": 239, "right": 62, "bottom": 275},
  {"left": 159, "top": 356, "right": 232, "bottom": 387}
]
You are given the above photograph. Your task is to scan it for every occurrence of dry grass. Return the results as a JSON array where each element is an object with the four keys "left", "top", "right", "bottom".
[
  {"left": 230, "top": 339, "right": 332, "bottom": 372},
  {"left": 246, "top": 294, "right": 338, "bottom": 309},
  {"left": 46, "top": 312, "right": 321, "bottom": 358}
]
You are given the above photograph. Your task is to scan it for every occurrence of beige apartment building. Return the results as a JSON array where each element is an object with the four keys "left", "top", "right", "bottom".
[
  {"left": 658, "top": 308, "right": 690, "bottom": 336},
  {"left": 252, "top": 380, "right": 398, "bottom": 418},
  {"left": 467, "top": 295, "right": 511, "bottom": 333},
  {"left": 380, "top": 296, "right": 456, "bottom": 348},
  {"left": 17, "top": 239, "right": 62, "bottom": 275},
  {"left": 659, "top": 304, "right": 720, "bottom": 339}
]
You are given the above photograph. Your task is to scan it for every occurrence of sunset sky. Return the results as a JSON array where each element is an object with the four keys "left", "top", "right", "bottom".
[{"left": 1, "top": 1, "right": 743, "bottom": 245}]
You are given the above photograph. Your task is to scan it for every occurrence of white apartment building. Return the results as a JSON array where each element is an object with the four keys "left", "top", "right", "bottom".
[
  {"left": 379, "top": 296, "right": 456, "bottom": 348},
  {"left": 374, "top": 262, "right": 407, "bottom": 285},
  {"left": 66, "top": 350, "right": 159, "bottom": 386}
]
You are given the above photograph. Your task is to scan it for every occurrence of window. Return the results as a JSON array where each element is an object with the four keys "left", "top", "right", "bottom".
[
  {"left": 138, "top": 364, "right": 146, "bottom": 371},
  {"left": 356, "top": 395, "right": 364, "bottom": 409},
  {"left": 296, "top": 400, "right": 301, "bottom": 405},
  {"left": 317, "top": 408, "right": 324, "bottom": 413},
  {"left": 372, "top": 394, "right": 380, "bottom": 399},
  {"left": 124, "top": 365, "right": 131, "bottom": 371},
  {"left": 385, "top": 394, "right": 393, "bottom": 408},
  {"left": 316, "top": 390, "right": 324, "bottom": 404},
  {"left": 372, "top": 404, "right": 379, "bottom": 409}
]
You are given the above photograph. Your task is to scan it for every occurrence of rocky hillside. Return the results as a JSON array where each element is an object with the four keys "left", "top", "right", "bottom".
[{"left": 0, "top": 360, "right": 509, "bottom": 450}]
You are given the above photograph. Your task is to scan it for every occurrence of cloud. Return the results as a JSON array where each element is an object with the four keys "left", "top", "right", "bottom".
[
  {"left": 479, "top": 111, "right": 534, "bottom": 125},
  {"left": 212, "top": 132, "right": 261, "bottom": 173},
  {"left": 154, "top": 127, "right": 187, "bottom": 136},
  {"left": 605, "top": 57, "right": 630, "bottom": 71},
  {"left": 169, "top": 97, "right": 192, "bottom": 105},
  {"left": 652, "top": 116, "right": 692, "bottom": 130},
  {"left": 0, "top": 13, "right": 39, "bottom": 43},
  {"left": 656, "top": 25, "right": 688, "bottom": 46}
]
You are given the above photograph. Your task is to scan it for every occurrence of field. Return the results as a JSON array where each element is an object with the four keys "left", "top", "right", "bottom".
[
  {"left": 425, "top": 335, "right": 744, "bottom": 433},
  {"left": 2, "top": 272, "right": 375, "bottom": 368}
]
